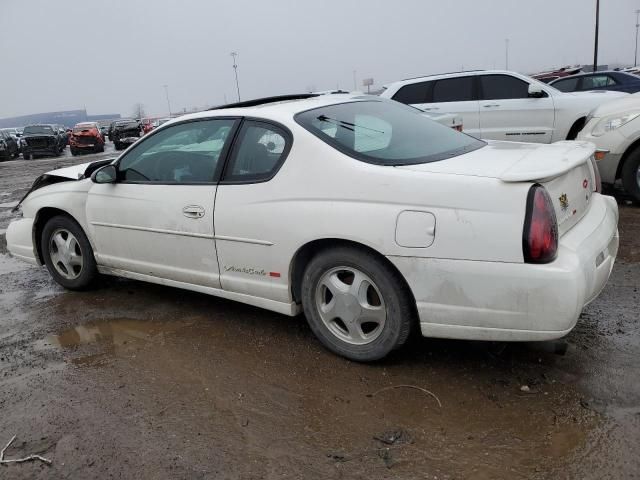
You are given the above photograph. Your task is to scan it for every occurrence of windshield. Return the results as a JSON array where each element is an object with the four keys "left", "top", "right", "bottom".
[
  {"left": 295, "top": 100, "right": 485, "bottom": 165},
  {"left": 23, "top": 125, "right": 54, "bottom": 135}
]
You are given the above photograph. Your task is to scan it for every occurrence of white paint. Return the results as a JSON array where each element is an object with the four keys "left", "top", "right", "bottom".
[
  {"left": 577, "top": 93, "right": 640, "bottom": 184},
  {"left": 5, "top": 93, "right": 620, "bottom": 343}
]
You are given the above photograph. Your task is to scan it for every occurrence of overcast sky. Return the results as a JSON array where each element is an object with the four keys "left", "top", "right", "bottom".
[{"left": 1, "top": 0, "right": 638, "bottom": 118}]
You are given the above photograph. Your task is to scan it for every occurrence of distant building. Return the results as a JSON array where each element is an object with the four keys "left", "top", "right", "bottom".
[{"left": 0, "top": 109, "right": 121, "bottom": 128}]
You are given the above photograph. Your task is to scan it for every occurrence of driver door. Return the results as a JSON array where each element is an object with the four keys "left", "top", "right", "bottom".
[{"left": 86, "top": 118, "right": 238, "bottom": 288}]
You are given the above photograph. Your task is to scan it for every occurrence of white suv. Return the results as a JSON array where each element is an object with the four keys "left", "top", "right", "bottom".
[{"left": 381, "top": 70, "right": 627, "bottom": 143}]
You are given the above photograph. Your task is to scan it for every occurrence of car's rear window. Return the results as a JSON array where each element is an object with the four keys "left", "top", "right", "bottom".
[
  {"left": 23, "top": 126, "right": 54, "bottom": 134},
  {"left": 295, "top": 100, "right": 484, "bottom": 165}
]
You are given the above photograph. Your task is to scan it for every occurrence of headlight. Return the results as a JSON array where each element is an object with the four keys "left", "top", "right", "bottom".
[{"left": 591, "top": 111, "right": 640, "bottom": 137}]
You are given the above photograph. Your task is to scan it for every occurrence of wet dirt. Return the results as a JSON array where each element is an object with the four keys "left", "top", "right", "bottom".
[{"left": 0, "top": 149, "right": 639, "bottom": 479}]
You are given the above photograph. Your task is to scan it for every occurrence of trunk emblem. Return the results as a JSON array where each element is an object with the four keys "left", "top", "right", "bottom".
[
  {"left": 559, "top": 193, "right": 569, "bottom": 212},
  {"left": 583, "top": 179, "right": 588, "bottom": 189}
]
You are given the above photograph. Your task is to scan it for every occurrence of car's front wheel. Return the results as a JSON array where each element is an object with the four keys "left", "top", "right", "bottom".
[
  {"left": 41, "top": 215, "right": 98, "bottom": 290},
  {"left": 301, "top": 247, "right": 414, "bottom": 361}
]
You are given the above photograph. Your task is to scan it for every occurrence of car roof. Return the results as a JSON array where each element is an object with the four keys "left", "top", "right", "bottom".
[
  {"left": 166, "top": 93, "right": 380, "bottom": 125},
  {"left": 384, "top": 70, "right": 525, "bottom": 88},
  {"left": 551, "top": 70, "right": 639, "bottom": 81}
]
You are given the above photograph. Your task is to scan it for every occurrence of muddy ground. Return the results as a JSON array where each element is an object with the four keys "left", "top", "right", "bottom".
[{"left": 0, "top": 145, "right": 638, "bottom": 479}]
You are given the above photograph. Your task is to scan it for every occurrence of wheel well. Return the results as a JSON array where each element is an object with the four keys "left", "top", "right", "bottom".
[
  {"left": 33, "top": 207, "right": 74, "bottom": 264},
  {"left": 289, "top": 238, "right": 417, "bottom": 311},
  {"left": 616, "top": 138, "right": 640, "bottom": 180},
  {"left": 566, "top": 117, "right": 586, "bottom": 140}
]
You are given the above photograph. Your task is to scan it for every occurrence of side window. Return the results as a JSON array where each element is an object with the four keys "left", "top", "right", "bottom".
[
  {"left": 480, "top": 75, "right": 530, "bottom": 99},
  {"left": 552, "top": 77, "right": 579, "bottom": 92},
  {"left": 118, "top": 119, "right": 236, "bottom": 183},
  {"left": 224, "top": 121, "right": 290, "bottom": 182},
  {"left": 391, "top": 82, "right": 430, "bottom": 104},
  {"left": 431, "top": 77, "right": 474, "bottom": 103},
  {"left": 582, "top": 75, "right": 612, "bottom": 89}
]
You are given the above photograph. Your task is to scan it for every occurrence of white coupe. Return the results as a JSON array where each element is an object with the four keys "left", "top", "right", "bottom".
[{"left": 7, "top": 94, "right": 619, "bottom": 361}]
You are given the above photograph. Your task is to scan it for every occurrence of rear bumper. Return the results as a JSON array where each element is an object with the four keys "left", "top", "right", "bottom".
[{"left": 389, "top": 193, "right": 619, "bottom": 341}]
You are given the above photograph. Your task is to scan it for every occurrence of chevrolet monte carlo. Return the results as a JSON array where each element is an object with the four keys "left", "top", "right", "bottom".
[{"left": 7, "top": 94, "right": 619, "bottom": 361}]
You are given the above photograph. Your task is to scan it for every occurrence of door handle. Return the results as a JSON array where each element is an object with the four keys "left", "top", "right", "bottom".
[
  {"left": 182, "top": 205, "right": 205, "bottom": 219},
  {"left": 483, "top": 104, "right": 501, "bottom": 108}
]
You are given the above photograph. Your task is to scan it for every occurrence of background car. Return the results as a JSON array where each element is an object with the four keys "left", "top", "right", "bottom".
[
  {"left": 70, "top": 122, "right": 105, "bottom": 155},
  {"left": 381, "top": 70, "right": 627, "bottom": 142},
  {"left": 578, "top": 92, "right": 640, "bottom": 202},
  {"left": 111, "top": 118, "right": 142, "bottom": 150},
  {"left": 551, "top": 71, "right": 640, "bottom": 94},
  {"left": 0, "top": 129, "right": 20, "bottom": 160},
  {"left": 6, "top": 94, "right": 618, "bottom": 362},
  {"left": 1, "top": 128, "right": 22, "bottom": 153},
  {"left": 530, "top": 65, "right": 582, "bottom": 84},
  {"left": 20, "top": 124, "right": 64, "bottom": 159}
]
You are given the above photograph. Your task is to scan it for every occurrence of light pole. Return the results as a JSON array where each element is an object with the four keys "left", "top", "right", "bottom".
[
  {"left": 635, "top": 9, "right": 640, "bottom": 67},
  {"left": 505, "top": 38, "right": 509, "bottom": 70},
  {"left": 230, "top": 52, "right": 241, "bottom": 102},
  {"left": 593, "top": 0, "right": 600, "bottom": 72},
  {"left": 163, "top": 85, "right": 172, "bottom": 117}
]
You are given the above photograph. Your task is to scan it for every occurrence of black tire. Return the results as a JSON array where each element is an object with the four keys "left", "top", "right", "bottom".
[
  {"left": 114, "top": 142, "right": 121, "bottom": 150},
  {"left": 300, "top": 246, "right": 414, "bottom": 362},
  {"left": 70, "top": 147, "right": 78, "bottom": 156},
  {"left": 23, "top": 153, "right": 31, "bottom": 160},
  {"left": 41, "top": 215, "right": 98, "bottom": 290},
  {"left": 96, "top": 144, "right": 104, "bottom": 153},
  {"left": 621, "top": 147, "right": 640, "bottom": 204},
  {"left": 0, "top": 151, "right": 8, "bottom": 161}
]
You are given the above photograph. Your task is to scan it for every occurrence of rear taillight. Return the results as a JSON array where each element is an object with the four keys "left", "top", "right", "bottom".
[
  {"left": 589, "top": 155, "right": 602, "bottom": 193},
  {"left": 523, "top": 185, "right": 558, "bottom": 264}
]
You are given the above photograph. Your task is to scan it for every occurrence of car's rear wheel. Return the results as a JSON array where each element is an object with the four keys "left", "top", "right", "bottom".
[
  {"left": 301, "top": 247, "right": 414, "bottom": 361},
  {"left": 23, "top": 153, "right": 31, "bottom": 160},
  {"left": 621, "top": 148, "right": 640, "bottom": 204},
  {"left": 41, "top": 215, "right": 98, "bottom": 290}
]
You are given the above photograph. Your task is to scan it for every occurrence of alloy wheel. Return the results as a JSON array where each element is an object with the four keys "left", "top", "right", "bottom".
[
  {"left": 315, "top": 266, "right": 386, "bottom": 345},
  {"left": 49, "top": 228, "right": 84, "bottom": 280}
]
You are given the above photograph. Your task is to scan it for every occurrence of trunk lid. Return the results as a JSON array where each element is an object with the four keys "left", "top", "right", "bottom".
[{"left": 397, "top": 140, "right": 597, "bottom": 235}]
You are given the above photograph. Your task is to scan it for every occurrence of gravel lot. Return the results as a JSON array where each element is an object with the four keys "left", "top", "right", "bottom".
[{"left": 0, "top": 145, "right": 638, "bottom": 479}]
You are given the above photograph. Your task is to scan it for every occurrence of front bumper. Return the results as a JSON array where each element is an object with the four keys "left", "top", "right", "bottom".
[
  {"left": 22, "top": 146, "right": 58, "bottom": 155},
  {"left": 116, "top": 136, "right": 140, "bottom": 145},
  {"left": 6, "top": 217, "right": 39, "bottom": 265},
  {"left": 577, "top": 122, "right": 627, "bottom": 184},
  {"left": 389, "top": 193, "right": 619, "bottom": 341}
]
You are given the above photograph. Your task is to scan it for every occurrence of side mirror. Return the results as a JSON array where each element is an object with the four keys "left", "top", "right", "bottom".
[
  {"left": 91, "top": 164, "right": 118, "bottom": 184},
  {"left": 528, "top": 84, "right": 545, "bottom": 98}
]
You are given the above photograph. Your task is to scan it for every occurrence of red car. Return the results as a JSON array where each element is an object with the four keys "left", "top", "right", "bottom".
[
  {"left": 141, "top": 117, "right": 157, "bottom": 135},
  {"left": 70, "top": 122, "right": 105, "bottom": 155}
]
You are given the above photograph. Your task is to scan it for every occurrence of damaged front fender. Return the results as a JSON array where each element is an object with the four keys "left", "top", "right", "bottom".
[{"left": 12, "top": 159, "right": 114, "bottom": 213}]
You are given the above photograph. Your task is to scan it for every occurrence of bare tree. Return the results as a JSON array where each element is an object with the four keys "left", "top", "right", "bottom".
[{"left": 132, "top": 103, "right": 146, "bottom": 119}]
